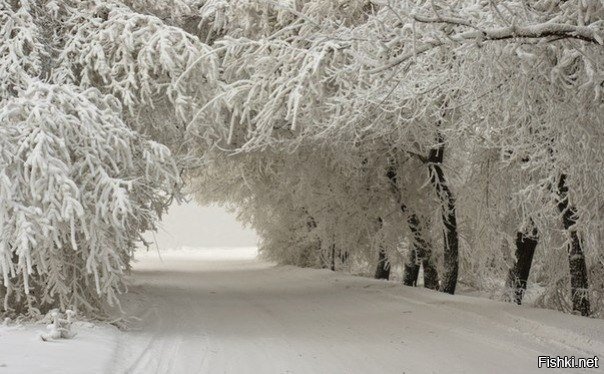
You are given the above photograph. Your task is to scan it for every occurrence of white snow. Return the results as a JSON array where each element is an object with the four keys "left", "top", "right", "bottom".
[
  {"left": 2, "top": 247, "right": 603, "bottom": 373},
  {"left": 0, "top": 321, "right": 117, "bottom": 373}
]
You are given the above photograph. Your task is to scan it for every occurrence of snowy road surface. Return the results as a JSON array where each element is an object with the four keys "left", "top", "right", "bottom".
[
  {"left": 109, "top": 248, "right": 604, "bottom": 374},
  {"left": 2, "top": 248, "right": 603, "bottom": 374}
]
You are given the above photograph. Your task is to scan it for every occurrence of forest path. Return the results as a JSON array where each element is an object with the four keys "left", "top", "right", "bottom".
[{"left": 109, "top": 248, "right": 604, "bottom": 374}]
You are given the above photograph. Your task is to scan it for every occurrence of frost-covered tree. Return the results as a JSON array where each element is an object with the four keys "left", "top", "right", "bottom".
[
  {"left": 357, "top": 0, "right": 604, "bottom": 314},
  {"left": 0, "top": 0, "right": 219, "bottom": 316},
  {"left": 2, "top": 0, "right": 603, "bottom": 319},
  {"left": 54, "top": 0, "right": 220, "bottom": 160},
  {"left": 184, "top": 0, "right": 455, "bottom": 289},
  {"left": 189, "top": 0, "right": 603, "bottom": 316},
  {"left": 0, "top": 82, "right": 179, "bottom": 315}
]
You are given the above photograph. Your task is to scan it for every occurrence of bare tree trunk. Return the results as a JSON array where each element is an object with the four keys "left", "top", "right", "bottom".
[
  {"left": 557, "top": 175, "right": 591, "bottom": 316},
  {"left": 506, "top": 226, "right": 539, "bottom": 305},
  {"left": 402, "top": 247, "right": 420, "bottom": 286},
  {"left": 339, "top": 250, "right": 349, "bottom": 266},
  {"left": 330, "top": 243, "right": 336, "bottom": 271},
  {"left": 428, "top": 140, "right": 459, "bottom": 294},
  {"left": 374, "top": 218, "right": 391, "bottom": 279},
  {"left": 402, "top": 214, "right": 441, "bottom": 289},
  {"left": 387, "top": 163, "right": 440, "bottom": 289},
  {"left": 422, "top": 254, "right": 440, "bottom": 290},
  {"left": 375, "top": 247, "right": 391, "bottom": 280}
]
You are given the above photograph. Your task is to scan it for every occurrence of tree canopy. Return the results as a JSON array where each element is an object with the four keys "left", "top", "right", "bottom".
[{"left": 1, "top": 0, "right": 603, "bottom": 317}]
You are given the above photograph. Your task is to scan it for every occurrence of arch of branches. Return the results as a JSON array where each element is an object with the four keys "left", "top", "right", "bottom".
[{"left": 1, "top": 0, "right": 602, "bottom": 318}]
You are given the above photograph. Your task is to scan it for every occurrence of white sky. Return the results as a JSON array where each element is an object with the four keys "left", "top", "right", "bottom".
[{"left": 145, "top": 201, "right": 258, "bottom": 249}]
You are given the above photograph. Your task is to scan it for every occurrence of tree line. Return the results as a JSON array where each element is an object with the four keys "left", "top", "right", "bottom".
[{"left": 0, "top": 0, "right": 602, "bottom": 318}]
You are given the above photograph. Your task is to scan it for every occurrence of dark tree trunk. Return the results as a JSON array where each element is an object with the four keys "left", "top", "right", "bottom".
[
  {"left": 428, "top": 140, "right": 459, "bottom": 294},
  {"left": 506, "top": 226, "right": 539, "bottom": 305},
  {"left": 330, "top": 244, "right": 336, "bottom": 271},
  {"left": 557, "top": 175, "right": 591, "bottom": 316},
  {"left": 402, "top": 214, "right": 441, "bottom": 289},
  {"left": 374, "top": 218, "right": 391, "bottom": 280},
  {"left": 422, "top": 255, "right": 440, "bottom": 290},
  {"left": 387, "top": 163, "right": 440, "bottom": 289},
  {"left": 339, "top": 251, "right": 349, "bottom": 265},
  {"left": 402, "top": 247, "right": 419, "bottom": 286},
  {"left": 375, "top": 248, "right": 391, "bottom": 280}
]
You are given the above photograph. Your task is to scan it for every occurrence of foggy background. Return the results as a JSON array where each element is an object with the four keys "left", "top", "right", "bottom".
[{"left": 144, "top": 202, "right": 258, "bottom": 249}]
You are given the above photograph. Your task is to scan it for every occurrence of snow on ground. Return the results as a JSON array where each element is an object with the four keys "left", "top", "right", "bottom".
[
  {"left": 0, "top": 320, "right": 117, "bottom": 373},
  {"left": 2, "top": 247, "right": 604, "bottom": 374}
]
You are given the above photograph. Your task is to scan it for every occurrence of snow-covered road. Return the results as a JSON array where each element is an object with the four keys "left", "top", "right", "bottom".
[{"left": 108, "top": 248, "right": 604, "bottom": 374}]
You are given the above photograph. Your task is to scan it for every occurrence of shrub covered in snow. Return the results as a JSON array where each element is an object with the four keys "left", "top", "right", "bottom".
[{"left": 40, "top": 309, "right": 77, "bottom": 341}]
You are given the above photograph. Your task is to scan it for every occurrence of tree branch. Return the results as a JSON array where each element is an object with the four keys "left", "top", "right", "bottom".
[{"left": 370, "top": 18, "right": 603, "bottom": 73}]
